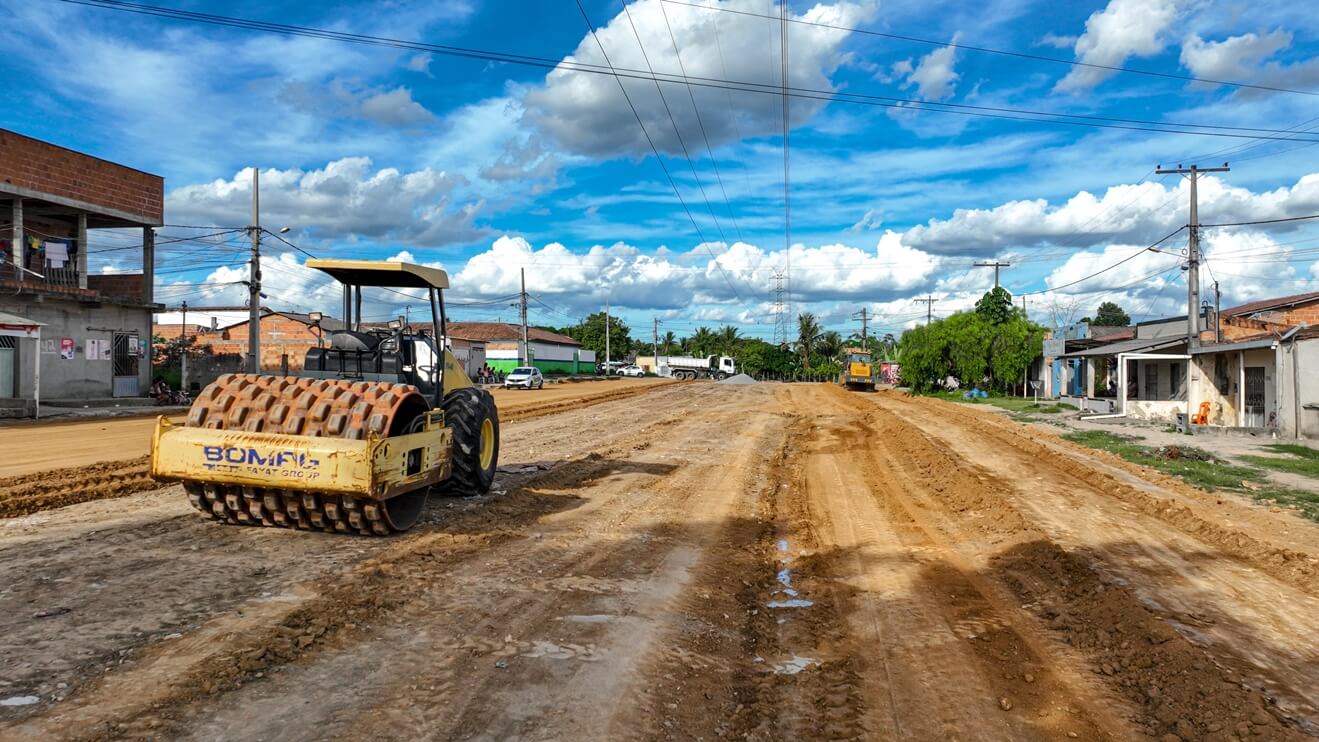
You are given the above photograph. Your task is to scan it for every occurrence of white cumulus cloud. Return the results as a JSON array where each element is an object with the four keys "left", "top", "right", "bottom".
[
  {"left": 167, "top": 159, "right": 487, "bottom": 248},
  {"left": 524, "top": 0, "right": 876, "bottom": 157},
  {"left": 1054, "top": 0, "right": 1181, "bottom": 92}
]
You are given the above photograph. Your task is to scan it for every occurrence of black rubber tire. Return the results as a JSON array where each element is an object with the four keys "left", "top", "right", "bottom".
[
  {"left": 436, "top": 387, "right": 500, "bottom": 497},
  {"left": 715, "top": 372, "right": 729, "bottom": 381}
]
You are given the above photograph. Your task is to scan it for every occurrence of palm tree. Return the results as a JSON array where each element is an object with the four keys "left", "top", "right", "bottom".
[
  {"left": 816, "top": 330, "right": 843, "bottom": 362},
  {"left": 691, "top": 326, "right": 717, "bottom": 356},
  {"left": 717, "top": 325, "right": 740, "bottom": 354},
  {"left": 662, "top": 330, "right": 677, "bottom": 355},
  {"left": 796, "top": 312, "right": 821, "bottom": 368}
]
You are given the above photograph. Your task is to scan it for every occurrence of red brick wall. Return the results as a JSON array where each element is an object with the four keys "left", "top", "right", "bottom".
[
  {"left": 196, "top": 315, "right": 321, "bottom": 371},
  {"left": 0, "top": 129, "right": 163, "bottom": 223},
  {"left": 88, "top": 273, "right": 145, "bottom": 302},
  {"left": 1204, "top": 299, "right": 1319, "bottom": 342}
]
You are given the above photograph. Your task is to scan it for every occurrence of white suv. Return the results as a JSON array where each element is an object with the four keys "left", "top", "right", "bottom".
[{"left": 503, "top": 366, "right": 544, "bottom": 390}]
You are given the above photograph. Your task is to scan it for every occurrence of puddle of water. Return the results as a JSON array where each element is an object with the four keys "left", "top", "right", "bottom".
[
  {"left": 767, "top": 598, "right": 814, "bottom": 609},
  {"left": 772, "top": 656, "right": 816, "bottom": 675},
  {"left": 768, "top": 537, "right": 811, "bottom": 608},
  {"left": 558, "top": 614, "right": 614, "bottom": 624},
  {"left": 1, "top": 696, "right": 39, "bottom": 707}
]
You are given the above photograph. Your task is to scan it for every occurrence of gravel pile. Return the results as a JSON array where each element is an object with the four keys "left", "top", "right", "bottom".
[{"left": 717, "top": 373, "right": 758, "bottom": 385}]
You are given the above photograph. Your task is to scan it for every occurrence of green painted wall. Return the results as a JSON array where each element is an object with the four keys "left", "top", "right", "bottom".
[{"left": 487, "top": 358, "right": 596, "bottom": 375}]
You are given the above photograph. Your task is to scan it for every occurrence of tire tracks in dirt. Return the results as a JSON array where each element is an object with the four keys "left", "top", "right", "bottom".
[
  {"left": 0, "top": 383, "right": 731, "bottom": 740},
  {"left": 853, "top": 388, "right": 1311, "bottom": 740},
  {"left": 0, "top": 457, "right": 157, "bottom": 519},
  {"left": 498, "top": 379, "right": 676, "bottom": 423}
]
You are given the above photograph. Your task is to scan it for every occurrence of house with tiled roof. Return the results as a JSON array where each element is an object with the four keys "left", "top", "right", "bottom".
[{"left": 447, "top": 321, "right": 595, "bottom": 375}]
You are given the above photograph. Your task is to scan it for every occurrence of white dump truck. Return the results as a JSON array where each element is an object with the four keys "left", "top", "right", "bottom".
[{"left": 659, "top": 355, "right": 737, "bottom": 381}]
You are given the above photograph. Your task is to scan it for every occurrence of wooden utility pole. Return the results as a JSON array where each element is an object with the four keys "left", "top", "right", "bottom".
[
  {"left": 1154, "top": 163, "right": 1229, "bottom": 351},
  {"left": 915, "top": 296, "right": 938, "bottom": 325},
  {"left": 974, "top": 260, "right": 1011, "bottom": 287}
]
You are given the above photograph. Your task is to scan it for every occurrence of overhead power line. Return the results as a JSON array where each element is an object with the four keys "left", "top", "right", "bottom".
[
  {"left": 1021, "top": 225, "right": 1187, "bottom": 297},
  {"left": 1198, "top": 213, "right": 1319, "bottom": 228},
  {"left": 662, "top": 0, "right": 1319, "bottom": 98},
  {"left": 56, "top": 0, "right": 1319, "bottom": 143},
  {"left": 619, "top": 0, "right": 729, "bottom": 246},
  {"left": 573, "top": 0, "right": 747, "bottom": 307}
]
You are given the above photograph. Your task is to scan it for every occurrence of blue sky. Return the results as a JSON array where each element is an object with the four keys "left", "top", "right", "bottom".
[{"left": 4, "top": 0, "right": 1319, "bottom": 339}]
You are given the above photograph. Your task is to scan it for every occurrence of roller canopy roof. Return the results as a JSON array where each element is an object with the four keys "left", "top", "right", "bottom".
[{"left": 305, "top": 259, "right": 449, "bottom": 289}]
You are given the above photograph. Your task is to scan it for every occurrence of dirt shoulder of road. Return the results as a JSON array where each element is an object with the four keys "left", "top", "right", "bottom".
[{"left": 0, "top": 378, "right": 671, "bottom": 480}]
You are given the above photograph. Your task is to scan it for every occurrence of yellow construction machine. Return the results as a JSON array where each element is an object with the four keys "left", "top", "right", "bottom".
[
  {"left": 840, "top": 347, "right": 877, "bottom": 391},
  {"left": 151, "top": 259, "right": 499, "bottom": 535}
]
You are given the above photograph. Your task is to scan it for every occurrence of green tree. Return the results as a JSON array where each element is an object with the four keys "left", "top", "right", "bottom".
[
  {"left": 975, "top": 286, "right": 1016, "bottom": 325},
  {"left": 734, "top": 338, "right": 800, "bottom": 377},
  {"left": 816, "top": 330, "right": 844, "bottom": 363},
  {"left": 563, "top": 312, "right": 630, "bottom": 359},
  {"left": 661, "top": 330, "right": 677, "bottom": 354},
  {"left": 897, "top": 310, "right": 1044, "bottom": 393},
  {"left": 1088, "top": 301, "right": 1131, "bottom": 327},
  {"left": 717, "top": 324, "right": 741, "bottom": 354},
  {"left": 689, "top": 326, "right": 718, "bottom": 356},
  {"left": 796, "top": 312, "right": 822, "bottom": 368}
]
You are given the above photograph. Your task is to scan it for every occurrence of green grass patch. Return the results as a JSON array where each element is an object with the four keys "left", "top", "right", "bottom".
[
  {"left": 1061, "top": 430, "right": 1319, "bottom": 522},
  {"left": 1239, "top": 444, "right": 1319, "bottom": 480},
  {"left": 926, "top": 391, "right": 1077, "bottom": 414},
  {"left": 1061, "top": 430, "right": 1266, "bottom": 490}
]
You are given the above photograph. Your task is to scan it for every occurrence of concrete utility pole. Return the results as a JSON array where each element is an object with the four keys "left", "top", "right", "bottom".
[
  {"left": 519, "top": 267, "right": 529, "bottom": 366},
  {"left": 652, "top": 317, "right": 659, "bottom": 368},
  {"left": 1154, "top": 163, "right": 1229, "bottom": 351},
  {"left": 974, "top": 260, "right": 1012, "bottom": 288},
  {"left": 180, "top": 301, "right": 188, "bottom": 393},
  {"left": 604, "top": 301, "right": 610, "bottom": 374},
  {"left": 915, "top": 296, "right": 938, "bottom": 325},
  {"left": 1214, "top": 280, "right": 1222, "bottom": 343},
  {"left": 852, "top": 307, "right": 869, "bottom": 348},
  {"left": 247, "top": 168, "right": 262, "bottom": 373}
]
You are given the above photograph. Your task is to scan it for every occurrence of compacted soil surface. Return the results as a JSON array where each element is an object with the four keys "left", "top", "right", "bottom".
[{"left": 2, "top": 383, "right": 1316, "bottom": 741}]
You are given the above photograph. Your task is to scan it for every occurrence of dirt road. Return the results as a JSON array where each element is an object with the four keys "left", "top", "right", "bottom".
[
  {"left": 0, "top": 378, "right": 669, "bottom": 478},
  {"left": 3, "top": 383, "right": 1317, "bottom": 740}
]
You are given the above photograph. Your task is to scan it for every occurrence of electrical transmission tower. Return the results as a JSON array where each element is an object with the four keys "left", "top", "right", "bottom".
[{"left": 771, "top": 268, "right": 791, "bottom": 345}]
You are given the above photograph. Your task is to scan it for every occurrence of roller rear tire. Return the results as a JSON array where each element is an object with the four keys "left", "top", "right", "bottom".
[{"left": 437, "top": 387, "right": 500, "bottom": 497}]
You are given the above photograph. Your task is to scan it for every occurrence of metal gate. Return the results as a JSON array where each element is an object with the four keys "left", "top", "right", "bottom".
[
  {"left": 112, "top": 333, "right": 140, "bottom": 397},
  {"left": 1244, "top": 366, "right": 1265, "bottom": 427},
  {"left": 0, "top": 336, "right": 14, "bottom": 398}
]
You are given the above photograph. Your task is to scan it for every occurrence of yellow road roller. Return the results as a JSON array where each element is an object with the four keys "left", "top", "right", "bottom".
[{"left": 151, "top": 259, "right": 499, "bottom": 535}]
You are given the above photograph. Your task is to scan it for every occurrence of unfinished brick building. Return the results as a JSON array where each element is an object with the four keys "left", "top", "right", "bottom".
[{"left": 0, "top": 129, "right": 163, "bottom": 412}]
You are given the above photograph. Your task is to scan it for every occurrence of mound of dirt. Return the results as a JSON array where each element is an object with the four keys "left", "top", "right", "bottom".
[{"left": 1152, "top": 445, "right": 1213, "bottom": 462}]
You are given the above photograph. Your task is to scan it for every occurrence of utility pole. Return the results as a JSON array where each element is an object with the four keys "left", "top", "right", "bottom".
[
  {"left": 519, "top": 267, "right": 529, "bottom": 366},
  {"left": 180, "top": 301, "right": 188, "bottom": 393},
  {"left": 653, "top": 317, "right": 659, "bottom": 369},
  {"left": 247, "top": 168, "right": 261, "bottom": 373},
  {"left": 851, "top": 307, "right": 870, "bottom": 349},
  {"left": 915, "top": 296, "right": 938, "bottom": 325},
  {"left": 974, "top": 260, "right": 1012, "bottom": 288},
  {"left": 1154, "top": 162, "right": 1229, "bottom": 351},
  {"left": 604, "top": 300, "right": 610, "bottom": 375},
  {"left": 1214, "top": 280, "right": 1222, "bottom": 343}
]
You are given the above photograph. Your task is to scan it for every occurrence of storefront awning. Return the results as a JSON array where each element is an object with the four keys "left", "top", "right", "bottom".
[
  {"left": 1059, "top": 336, "right": 1183, "bottom": 358},
  {"left": 0, "top": 311, "right": 44, "bottom": 338}
]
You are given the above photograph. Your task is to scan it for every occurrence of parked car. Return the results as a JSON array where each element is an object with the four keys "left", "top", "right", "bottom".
[
  {"left": 503, "top": 366, "right": 544, "bottom": 390},
  {"left": 618, "top": 365, "right": 645, "bottom": 377}
]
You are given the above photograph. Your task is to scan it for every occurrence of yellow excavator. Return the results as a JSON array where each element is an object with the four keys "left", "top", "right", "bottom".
[
  {"left": 840, "top": 347, "right": 877, "bottom": 392},
  {"left": 150, "top": 259, "right": 499, "bottom": 535}
]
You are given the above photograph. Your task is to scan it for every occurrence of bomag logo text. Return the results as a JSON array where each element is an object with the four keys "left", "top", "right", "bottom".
[{"left": 202, "top": 446, "right": 320, "bottom": 470}]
